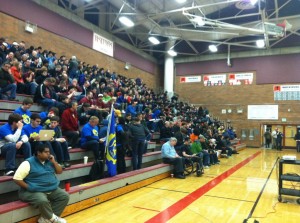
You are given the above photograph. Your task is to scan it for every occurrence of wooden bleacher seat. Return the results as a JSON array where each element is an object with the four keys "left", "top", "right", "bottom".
[
  {"left": 0, "top": 151, "right": 162, "bottom": 195},
  {"left": 0, "top": 163, "right": 172, "bottom": 223}
]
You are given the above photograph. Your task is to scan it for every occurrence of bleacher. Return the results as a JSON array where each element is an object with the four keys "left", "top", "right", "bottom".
[{"left": 0, "top": 89, "right": 248, "bottom": 222}]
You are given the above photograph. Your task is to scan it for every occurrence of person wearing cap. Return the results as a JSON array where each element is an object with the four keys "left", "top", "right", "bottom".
[
  {"left": 0, "top": 62, "right": 18, "bottom": 101},
  {"left": 9, "top": 42, "right": 19, "bottom": 53}
]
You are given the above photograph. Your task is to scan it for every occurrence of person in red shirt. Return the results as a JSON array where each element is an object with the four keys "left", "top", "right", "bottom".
[
  {"left": 10, "top": 61, "right": 25, "bottom": 93},
  {"left": 61, "top": 102, "right": 79, "bottom": 148}
]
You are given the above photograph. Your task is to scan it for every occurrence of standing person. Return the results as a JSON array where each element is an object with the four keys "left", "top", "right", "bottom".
[
  {"left": 13, "top": 144, "right": 69, "bottom": 223},
  {"left": 264, "top": 129, "right": 272, "bottom": 148},
  {"left": 276, "top": 130, "right": 283, "bottom": 151},
  {"left": 161, "top": 137, "right": 185, "bottom": 179},
  {"left": 116, "top": 117, "right": 129, "bottom": 174},
  {"left": 0, "top": 113, "right": 31, "bottom": 176},
  {"left": 271, "top": 128, "right": 278, "bottom": 149},
  {"left": 294, "top": 129, "right": 300, "bottom": 152},
  {"left": 128, "top": 117, "right": 150, "bottom": 170},
  {"left": 61, "top": 102, "right": 80, "bottom": 148}
]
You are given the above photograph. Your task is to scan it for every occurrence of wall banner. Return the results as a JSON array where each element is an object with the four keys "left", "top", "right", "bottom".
[
  {"left": 274, "top": 85, "right": 300, "bottom": 100},
  {"left": 93, "top": 33, "right": 114, "bottom": 57},
  {"left": 180, "top": 76, "right": 201, "bottom": 83},
  {"left": 228, "top": 72, "right": 253, "bottom": 85},
  {"left": 203, "top": 74, "right": 226, "bottom": 86}
]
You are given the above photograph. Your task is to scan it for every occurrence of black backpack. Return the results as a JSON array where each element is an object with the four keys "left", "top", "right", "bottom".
[{"left": 89, "top": 160, "right": 104, "bottom": 181}]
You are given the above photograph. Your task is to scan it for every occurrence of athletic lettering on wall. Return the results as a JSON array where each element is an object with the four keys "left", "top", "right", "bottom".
[{"left": 274, "top": 85, "right": 300, "bottom": 100}]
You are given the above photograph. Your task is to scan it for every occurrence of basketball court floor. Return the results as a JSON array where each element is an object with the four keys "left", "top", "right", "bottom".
[{"left": 65, "top": 148, "right": 300, "bottom": 223}]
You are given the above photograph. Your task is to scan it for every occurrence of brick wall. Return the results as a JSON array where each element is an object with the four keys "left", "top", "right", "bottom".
[
  {"left": 175, "top": 75, "right": 300, "bottom": 147},
  {"left": 0, "top": 12, "right": 161, "bottom": 90}
]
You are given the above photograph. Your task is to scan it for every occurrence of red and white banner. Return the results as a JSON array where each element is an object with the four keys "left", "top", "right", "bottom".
[
  {"left": 180, "top": 76, "right": 201, "bottom": 83},
  {"left": 228, "top": 72, "right": 253, "bottom": 85},
  {"left": 273, "top": 85, "right": 300, "bottom": 92},
  {"left": 203, "top": 74, "right": 226, "bottom": 86},
  {"left": 93, "top": 33, "right": 114, "bottom": 57}
]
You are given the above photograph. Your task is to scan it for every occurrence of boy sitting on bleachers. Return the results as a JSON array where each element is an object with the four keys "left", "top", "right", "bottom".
[{"left": 0, "top": 113, "right": 31, "bottom": 176}]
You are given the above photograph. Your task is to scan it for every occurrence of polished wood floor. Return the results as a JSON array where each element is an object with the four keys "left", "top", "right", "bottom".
[{"left": 65, "top": 148, "right": 300, "bottom": 223}]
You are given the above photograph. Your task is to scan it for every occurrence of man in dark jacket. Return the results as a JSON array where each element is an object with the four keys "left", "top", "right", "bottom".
[
  {"left": 128, "top": 117, "right": 150, "bottom": 170},
  {"left": 0, "top": 62, "right": 18, "bottom": 101}
]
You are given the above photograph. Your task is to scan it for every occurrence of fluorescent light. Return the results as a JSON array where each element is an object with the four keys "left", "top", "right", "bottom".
[
  {"left": 148, "top": 36, "right": 160, "bottom": 45},
  {"left": 256, "top": 39, "right": 265, "bottom": 48},
  {"left": 250, "top": 0, "right": 258, "bottom": 5},
  {"left": 208, "top": 45, "right": 218, "bottom": 52},
  {"left": 119, "top": 16, "right": 134, "bottom": 27},
  {"left": 168, "top": 49, "right": 177, "bottom": 56},
  {"left": 191, "top": 17, "right": 205, "bottom": 26},
  {"left": 176, "top": 0, "right": 187, "bottom": 3}
]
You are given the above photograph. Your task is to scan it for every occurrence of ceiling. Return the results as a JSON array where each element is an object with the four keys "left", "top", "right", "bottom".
[{"left": 49, "top": 0, "right": 300, "bottom": 60}]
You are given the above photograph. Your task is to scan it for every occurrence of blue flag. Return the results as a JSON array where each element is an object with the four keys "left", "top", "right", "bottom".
[{"left": 105, "top": 109, "right": 117, "bottom": 176}]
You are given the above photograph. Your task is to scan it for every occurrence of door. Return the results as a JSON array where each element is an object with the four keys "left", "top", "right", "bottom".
[{"left": 284, "top": 126, "right": 297, "bottom": 148}]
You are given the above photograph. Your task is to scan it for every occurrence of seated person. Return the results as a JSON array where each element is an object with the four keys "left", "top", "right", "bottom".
[
  {"left": 190, "top": 137, "right": 210, "bottom": 169},
  {"left": 0, "top": 114, "right": 31, "bottom": 176},
  {"left": 0, "top": 62, "right": 18, "bottom": 101},
  {"left": 34, "top": 77, "right": 63, "bottom": 110},
  {"left": 40, "top": 107, "right": 59, "bottom": 127},
  {"left": 161, "top": 137, "right": 185, "bottom": 179},
  {"left": 45, "top": 116, "right": 71, "bottom": 168},
  {"left": 80, "top": 116, "right": 105, "bottom": 160},
  {"left": 160, "top": 121, "right": 173, "bottom": 142},
  {"left": 13, "top": 144, "right": 69, "bottom": 223},
  {"left": 23, "top": 113, "right": 54, "bottom": 156},
  {"left": 61, "top": 102, "right": 80, "bottom": 148},
  {"left": 180, "top": 137, "right": 204, "bottom": 177},
  {"left": 13, "top": 98, "right": 33, "bottom": 124},
  {"left": 200, "top": 135, "right": 220, "bottom": 164}
]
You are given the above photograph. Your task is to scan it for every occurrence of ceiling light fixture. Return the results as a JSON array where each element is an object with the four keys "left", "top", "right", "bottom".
[
  {"left": 250, "top": 0, "right": 258, "bottom": 5},
  {"left": 148, "top": 36, "right": 160, "bottom": 45},
  {"left": 190, "top": 17, "right": 205, "bottom": 27},
  {"left": 168, "top": 49, "right": 177, "bottom": 57},
  {"left": 208, "top": 45, "right": 218, "bottom": 52},
  {"left": 119, "top": 16, "right": 134, "bottom": 27},
  {"left": 256, "top": 39, "right": 265, "bottom": 48},
  {"left": 176, "top": 0, "right": 187, "bottom": 3}
]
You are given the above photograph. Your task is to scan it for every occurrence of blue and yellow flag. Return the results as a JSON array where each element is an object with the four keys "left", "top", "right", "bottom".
[{"left": 105, "top": 109, "right": 117, "bottom": 176}]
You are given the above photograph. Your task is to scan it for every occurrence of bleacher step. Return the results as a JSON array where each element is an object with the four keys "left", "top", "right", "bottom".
[
  {"left": 0, "top": 151, "right": 162, "bottom": 194},
  {"left": 0, "top": 163, "right": 172, "bottom": 223}
]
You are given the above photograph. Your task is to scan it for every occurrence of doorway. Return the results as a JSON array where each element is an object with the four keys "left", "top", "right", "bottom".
[{"left": 261, "top": 124, "right": 297, "bottom": 150}]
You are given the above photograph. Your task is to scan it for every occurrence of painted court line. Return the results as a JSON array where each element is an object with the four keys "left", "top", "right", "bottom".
[{"left": 145, "top": 151, "right": 262, "bottom": 223}]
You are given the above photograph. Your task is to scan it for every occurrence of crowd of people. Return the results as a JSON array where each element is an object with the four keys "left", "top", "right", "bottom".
[{"left": 0, "top": 38, "right": 240, "bottom": 222}]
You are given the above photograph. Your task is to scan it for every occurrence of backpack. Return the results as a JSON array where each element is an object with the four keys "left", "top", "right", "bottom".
[{"left": 89, "top": 160, "right": 104, "bottom": 181}]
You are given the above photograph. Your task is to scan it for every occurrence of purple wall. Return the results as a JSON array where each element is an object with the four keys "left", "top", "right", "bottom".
[
  {"left": 0, "top": 0, "right": 93, "bottom": 48},
  {"left": 176, "top": 54, "right": 300, "bottom": 84},
  {"left": 0, "top": 0, "right": 156, "bottom": 74},
  {"left": 114, "top": 44, "right": 156, "bottom": 74}
]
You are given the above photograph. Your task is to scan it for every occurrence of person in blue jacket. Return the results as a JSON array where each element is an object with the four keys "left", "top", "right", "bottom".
[
  {"left": 13, "top": 98, "right": 33, "bottom": 125},
  {"left": 23, "top": 113, "right": 54, "bottom": 156},
  {"left": 0, "top": 113, "right": 31, "bottom": 176},
  {"left": 80, "top": 116, "right": 105, "bottom": 160}
]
